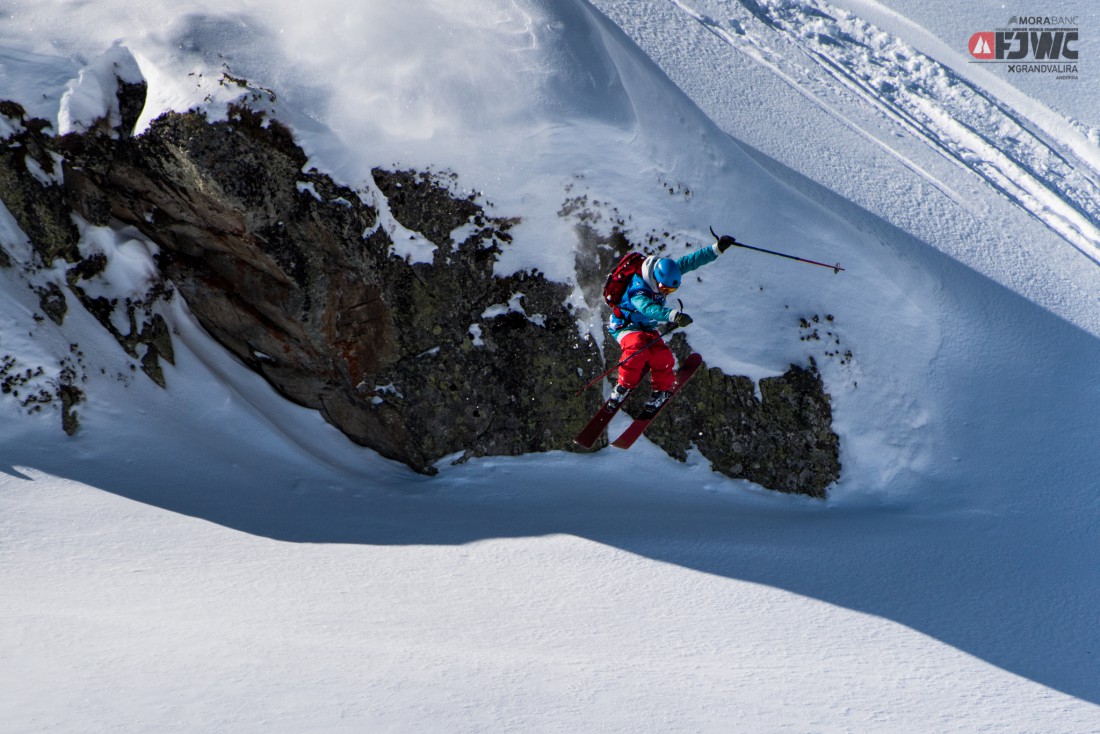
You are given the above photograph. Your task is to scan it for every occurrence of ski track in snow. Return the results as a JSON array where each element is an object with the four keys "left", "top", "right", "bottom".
[{"left": 665, "top": 0, "right": 1100, "bottom": 262}]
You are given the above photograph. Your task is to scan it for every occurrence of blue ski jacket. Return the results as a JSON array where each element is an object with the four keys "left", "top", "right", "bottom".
[{"left": 608, "top": 243, "right": 721, "bottom": 341}]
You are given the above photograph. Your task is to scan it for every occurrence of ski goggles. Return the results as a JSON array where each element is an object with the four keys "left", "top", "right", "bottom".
[{"left": 657, "top": 283, "right": 678, "bottom": 295}]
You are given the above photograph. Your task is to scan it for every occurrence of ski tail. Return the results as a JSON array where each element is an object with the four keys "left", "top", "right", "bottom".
[{"left": 574, "top": 391, "right": 633, "bottom": 448}]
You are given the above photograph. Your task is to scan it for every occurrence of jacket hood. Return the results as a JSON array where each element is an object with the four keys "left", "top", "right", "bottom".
[{"left": 640, "top": 255, "right": 659, "bottom": 292}]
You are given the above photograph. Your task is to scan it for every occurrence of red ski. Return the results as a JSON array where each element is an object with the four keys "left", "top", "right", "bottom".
[
  {"left": 574, "top": 364, "right": 652, "bottom": 449},
  {"left": 611, "top": 352, "right": 703, "bottom": 450},
  {"left": 573, "top": 388, "right": 635, "bottom": 449}
]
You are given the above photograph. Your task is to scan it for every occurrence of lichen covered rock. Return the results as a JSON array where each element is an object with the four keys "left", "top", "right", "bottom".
[
  {"left": 642, "top": 336, "right": 840, "bottom": 497},
  {"left": 58, "top": 95, "right": 602, "bottom": 472}
]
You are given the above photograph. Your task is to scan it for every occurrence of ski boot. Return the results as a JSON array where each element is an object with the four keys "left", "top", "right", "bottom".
[
  {"left": 607, "top": 383, "right": 631, "bottom": 407},
  {"left": 642, "top": 389, "right": 672, "bottom": 412}
]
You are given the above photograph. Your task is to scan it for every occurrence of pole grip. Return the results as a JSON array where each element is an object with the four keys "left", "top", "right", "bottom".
[{"left": 710, "top": 226, "right": 843, "bottom": 272}]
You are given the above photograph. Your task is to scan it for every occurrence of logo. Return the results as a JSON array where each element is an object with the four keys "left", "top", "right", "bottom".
[
  {"left": 1007, "top": 16, "right": 1078, "bottom": 26},
  {"left": 969, "top": 32, "right": 995, "bottom": 59},
  {"left": 968, "top": 15, "right": 1081, "bottom": 79},
  {"left": 967, "top": 30, "right": 1078, "bottom": 60}
]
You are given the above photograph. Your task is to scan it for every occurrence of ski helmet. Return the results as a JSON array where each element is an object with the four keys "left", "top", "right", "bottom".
[{"left": 652, "top": 257, "right": 681, "bottom": 295}]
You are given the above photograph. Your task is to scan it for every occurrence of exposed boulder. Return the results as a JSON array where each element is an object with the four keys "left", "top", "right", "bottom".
[
  {"left": 644, "top": 335, "right": 839, "bottom": 498},
  {"left": 58, "top": 94, "right": 602, "bottom": 473}
]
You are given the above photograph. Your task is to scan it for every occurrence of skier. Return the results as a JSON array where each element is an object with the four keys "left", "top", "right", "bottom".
[{"left": 608, "top": 235, "right": 736, "bottom": 410}]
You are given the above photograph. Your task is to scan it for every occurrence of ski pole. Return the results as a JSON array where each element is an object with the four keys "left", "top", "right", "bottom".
[
  {"left": 710, "top": 226, "right": 844, "bottom": 273},
  {"left": 574, "top": 323, "right": 679, "bottom": 397}
]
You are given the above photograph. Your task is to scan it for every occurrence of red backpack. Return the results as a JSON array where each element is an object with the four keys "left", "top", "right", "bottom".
[{"left": 602, "top": 252, "right": 645, "bottom": 318}]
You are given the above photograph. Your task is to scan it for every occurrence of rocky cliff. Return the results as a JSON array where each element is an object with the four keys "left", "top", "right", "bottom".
[{"left": 0, "top": 72, "right": 839, "bottom": 496}]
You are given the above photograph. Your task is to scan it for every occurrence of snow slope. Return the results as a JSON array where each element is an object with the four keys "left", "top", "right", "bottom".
[
  {"left": 591, "top": 0, "right": 1100, "bottom": 337},
  {"left": 2, "top": 0, "right": 1098, "bottom": 731}
]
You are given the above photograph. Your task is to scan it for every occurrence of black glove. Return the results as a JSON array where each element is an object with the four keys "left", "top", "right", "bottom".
[
  {"left": 672, "top": 311, "right": 693, "bottom": 327},
  {"left": 717, "top": 235, "right": 737, "bottom": 253}
]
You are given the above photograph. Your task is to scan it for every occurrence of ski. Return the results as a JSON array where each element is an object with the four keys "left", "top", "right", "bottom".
[
  {"left": 610, "top": 352, "right": 703, "bottom": 450},
  {"left": 574, "top": 364, "right": 652, "bottom": 448},
  {"left": 573, "top": 388, "right": 635, "bottom": 449}
]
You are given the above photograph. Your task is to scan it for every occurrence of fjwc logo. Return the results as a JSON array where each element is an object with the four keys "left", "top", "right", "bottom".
[{"left": 968, "top": 15, "right": 1080, "bottom": 78}]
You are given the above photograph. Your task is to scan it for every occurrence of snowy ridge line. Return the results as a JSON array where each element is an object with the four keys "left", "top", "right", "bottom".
[{"left": 665, "top": 0, "right": 1100, "bottom": 262}]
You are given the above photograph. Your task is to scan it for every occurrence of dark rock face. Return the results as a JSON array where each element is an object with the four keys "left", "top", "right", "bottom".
[
  {"left": 57, "top": 97, "right": 602, "bottom": 473},
  {"left": 0, "top": 101, "right": 81, "bottom": 265},
  {"left": 645, "top": 336, "right": 839, "bottom": 498},
  {"left": 0, "top": 71, "right": 840, "bottom": 494}
]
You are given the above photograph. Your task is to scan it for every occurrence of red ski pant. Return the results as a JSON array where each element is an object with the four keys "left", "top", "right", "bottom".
[{"left": 617, "top": 330, "right": 676, "bottom": 391}]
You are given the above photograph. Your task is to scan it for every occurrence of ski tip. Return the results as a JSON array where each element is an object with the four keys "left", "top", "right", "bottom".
[{"left": 683, "top": 352, "right": 703, "bottom": 368}]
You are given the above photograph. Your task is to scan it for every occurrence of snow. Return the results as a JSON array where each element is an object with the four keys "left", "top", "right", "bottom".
[
  {"left": 469, "top": 323, "right": 486, "bottom": 347},
  {"left": 2, "top": 0, "right": 1099, "bottom": 731},
  {"left": 482, "top": 293, "right": 548, "bottom": 328},
  {"left": 58, "top": 43, "right": 143, "bottom": 136}
]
